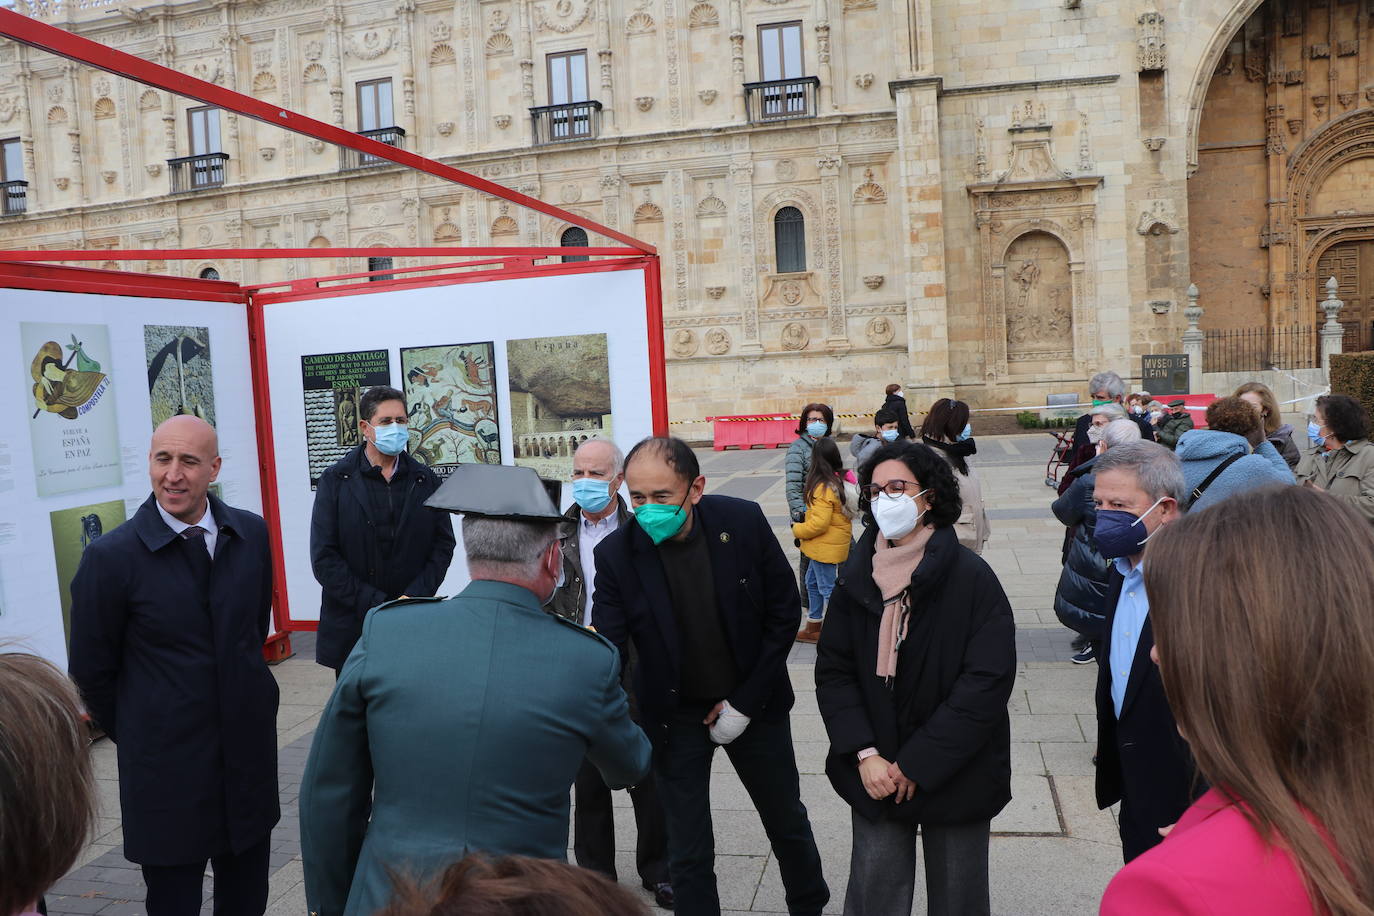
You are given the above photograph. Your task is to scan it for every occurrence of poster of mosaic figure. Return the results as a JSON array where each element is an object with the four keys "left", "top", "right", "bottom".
[
  {"left": 300, "top": 350, "right": 391, "bottom": 489},
  {"left": 50, "top": 498, "right": 126, "bottom": 646},
  {"left": 144, "top": 325, "right": 216, "bottom": 428},
  {"left": 506, "top": 333, "right": 612, "bottom": 481},
  {"left": 400, "top": 342, "right": 501, "bottom": 478}
]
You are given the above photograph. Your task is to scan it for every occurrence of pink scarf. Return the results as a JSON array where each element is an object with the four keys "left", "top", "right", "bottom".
[{"left": 872, "top": 525, "right": 934, "bottom": 679}]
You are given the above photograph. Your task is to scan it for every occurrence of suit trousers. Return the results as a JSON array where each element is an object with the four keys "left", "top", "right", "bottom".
[
  {"left": 574, "top": 756, "right": 670, "bottom": 887},
  {"left": 656, "top": 705, "right": 829, "bottom": 916},
  {"left": 141, "top": 833, "right": 271, "bottom": 916},
  {"left": 1118, "top": 795, "right": 1168, "bottom": 863},
  {"left": 843, "top": 811, "right": 991, "bottom": 916}
]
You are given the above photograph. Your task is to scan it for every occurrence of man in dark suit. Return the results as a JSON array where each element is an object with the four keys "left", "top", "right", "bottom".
[
  {"left": 310, "top": 384, "right": 455, "bottom": 674},
  {"left": 69, "top": 415, "right": 279, "bottom": 914},
  {"left": 1090, "top": 440, "right": 1197, "bottom": 862},
  {"left": 593, "top": 436, "right": 829, "bottom": 916},
  {"left": 548, "top": 438, "right": 672, "bottom": 910}
]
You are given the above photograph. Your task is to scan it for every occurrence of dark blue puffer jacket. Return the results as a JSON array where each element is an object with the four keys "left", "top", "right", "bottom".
[{"left": 1051, "top": 457, "right": 1111, "bottom": 640}]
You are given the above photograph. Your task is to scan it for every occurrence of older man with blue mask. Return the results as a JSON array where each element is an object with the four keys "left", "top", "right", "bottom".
[{"left": 1090, "top": 441, "right": 1200, "bottom": 863}]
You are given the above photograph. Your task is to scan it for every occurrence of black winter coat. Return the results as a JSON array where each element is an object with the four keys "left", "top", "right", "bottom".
[
  {"left": 882, "top": 392, "right": 916, "bottom": 440},
  {"left": 69, "top": 495, "right": 280, "bottom": 865},
  {"left": 814, "top": 525, "right": 1016, "bottom": 826},
  {"left": 1051, "top": 458, "right": 1111, "bottom": 640},
  {"left": 310, "top": 447, "right": 455, "bottom": 669}
]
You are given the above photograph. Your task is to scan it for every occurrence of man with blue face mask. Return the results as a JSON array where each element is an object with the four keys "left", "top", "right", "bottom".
[
  {"left": 548, "top": 438, "right": 674, "bottom": 910},
  {"left": 1090, "top": 441, "right": 1200, "bottom": 864},
  {"left": 850, "top": 407, "right": 903, "bottom": 470},
  {"left": 310, "top": 385, "right": 455, "bottom": 677}
]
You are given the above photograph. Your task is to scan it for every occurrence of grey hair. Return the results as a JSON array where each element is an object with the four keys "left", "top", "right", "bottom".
[
  {"left": 1090, "top": 402, "right": 1128, "bottom": 422},
  {"left": 463, "top": 517, "right": 558, "bottom": 577},
  {"left": 575, "top": 436, "right": 624, "bottom": 473},
  {"left": 1088, "top": 371, "right": 1126, "bottom": 399},
  {"left": 1101, "top": 418, "right": 1142, "bottom": 450},
  {"left": 1093, "top": 440, "right": 1187, "bottom": 504}
]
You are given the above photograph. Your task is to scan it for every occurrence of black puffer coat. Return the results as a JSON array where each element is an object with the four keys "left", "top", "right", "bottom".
[{"left": 1051, "top": 457, "right": 1111, "bottom": 640}]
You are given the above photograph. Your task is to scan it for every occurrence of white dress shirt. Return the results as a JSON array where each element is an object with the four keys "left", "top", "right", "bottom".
[
  {"left": 156, "top": 497, "right": 219, "bottom": 559},
  {"left": 578, "top": 510, "right": 620, "bottom": 626}
]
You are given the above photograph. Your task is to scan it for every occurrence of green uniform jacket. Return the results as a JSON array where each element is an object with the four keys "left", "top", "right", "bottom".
[
  {"left": 299, "top": 580, "right": 652, "bottom": 916},
  {"left": 1156, "top": 413, "right": 1194, "bottom": 449}
]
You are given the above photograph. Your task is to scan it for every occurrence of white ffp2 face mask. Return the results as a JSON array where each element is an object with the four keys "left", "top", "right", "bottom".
[{"left": 872, "top": 489, "right": 929, "bottom": 540}]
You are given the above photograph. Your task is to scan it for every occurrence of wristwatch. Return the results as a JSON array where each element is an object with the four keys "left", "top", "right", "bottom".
[{"left": 856, "top": 747, "right": 879, "bottom": 764}]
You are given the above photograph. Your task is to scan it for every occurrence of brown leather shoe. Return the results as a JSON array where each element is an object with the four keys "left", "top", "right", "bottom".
[{"left": 795, "top": 620, "right": 822, "bottom": 643}]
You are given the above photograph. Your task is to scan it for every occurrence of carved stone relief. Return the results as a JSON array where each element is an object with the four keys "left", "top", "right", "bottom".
[
  {"left": 1137, "top": 10, "right": 1166, "bottom": 71},
  {"left": 346, "top": 29, "right": 396, "bottom": 60},
  {"left": 866, "top": 316, "right": 895, "bottom": 345},
  {"left": 852, "top": 168, "right": 887, "bottom": 204},
  {"left": 671, "top": 328, "right": 699, "bottom": 357},
  {"left": 695, "top": 184, "right": 728, "bottom": 217},
  {"left": 1136, "top": 199, "right": 1180, "bottom": 235},
  {"left": 1004, "top": 232, "right": 1074, "bottom": 362},
  {"left": 704, "top": 327, "right": 731, "bottom": 355},
  {"left": 781, "top": 322, "right": 810, "bottom": 350},
  {"left": 689, "top": 3, "right": 719, "bottom": 28},
  {"left": 775, "top": 158, "right": 798, "bottom": 181},
  {"left": 534, "top": 0, "right": 593, "bottom": 33}
]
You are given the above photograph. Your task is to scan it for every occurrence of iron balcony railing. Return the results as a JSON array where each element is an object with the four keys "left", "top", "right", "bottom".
[
  {"left": 168, "top": 153, "right": 228, "bottom": 193},
  {"left": 530, "top": 100, "right": 603, "bottom": 145},
  {"left": 1203, "top": 324, "right": 1320, "bottom": 372},
  {"left": 743, "top": 76, "right": 820, "bottom": 123},
  {"left": 341, "top": 126, "right": 406, "bottom": 170},
  {"left": 0, "top": 180, "right": 27, "bottom": 215}
]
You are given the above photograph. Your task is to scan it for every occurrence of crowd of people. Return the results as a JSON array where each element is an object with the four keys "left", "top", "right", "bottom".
[{"left": 3, "top": 375, "right": 1374, "bottom": 916}]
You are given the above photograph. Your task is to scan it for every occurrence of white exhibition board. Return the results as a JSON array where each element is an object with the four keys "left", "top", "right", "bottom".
[
  {"left": 0, "top": 287, "right": 263, "bottom": 670},
  {"left": 261, "top": 264, "right": 654, "bottom": 624}
]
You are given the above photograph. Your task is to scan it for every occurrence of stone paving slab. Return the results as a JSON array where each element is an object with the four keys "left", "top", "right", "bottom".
[{"left": 52, "top": 436, "right": 1124, "bottom": 915}]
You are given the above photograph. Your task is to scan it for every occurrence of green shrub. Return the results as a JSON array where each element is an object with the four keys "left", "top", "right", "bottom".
[
  {"left": 1016, "top": 411, "right": 1040, "bottom": 429},
  {"left": 1329, "top": 351, "right": 1374, "bottom": 422}
]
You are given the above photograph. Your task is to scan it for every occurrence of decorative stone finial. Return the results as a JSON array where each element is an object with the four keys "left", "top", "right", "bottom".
[{"left": 1321, "top": 276, "right": 1345, "bottom": 329}]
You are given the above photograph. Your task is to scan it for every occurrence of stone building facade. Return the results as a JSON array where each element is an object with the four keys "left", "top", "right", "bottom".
[{"left": 0, "top": 0, "right": 1367, "bottom": 434}]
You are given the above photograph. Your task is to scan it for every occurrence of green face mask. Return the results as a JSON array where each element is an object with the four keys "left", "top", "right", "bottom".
[
  {"left": 1092, "top": 399, "right": 1112, "bottom": 407},
  {"left": 635, "top": 501, "right": 689, "bottom": 545}
]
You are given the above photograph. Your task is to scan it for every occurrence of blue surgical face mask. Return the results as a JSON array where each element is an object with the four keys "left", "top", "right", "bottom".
[
  {"left": 1308, "top": 421, "right": 1326, "bottom": 448},
  {"left": 572, "top": 477, "right": 613, "bottom": 514},
  {"left": 806, "top": 421, "right": 827, "bottom": 439},
  {"left": 958, "top": 423, "right": 972, "bottom": 442},
  {"left": 1094, "top": 496, "right": 1167, "bottom": 560},
  {"left": 371, "top": 422, "right": 408, "bottom": 456},
  {"left": 879, "top": 428, "right": 899, "bottom": 442}
]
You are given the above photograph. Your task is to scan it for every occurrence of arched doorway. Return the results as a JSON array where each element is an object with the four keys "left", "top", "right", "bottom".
[{"left": 1315, "top": 238, "right": 1374, "bottom": 351}]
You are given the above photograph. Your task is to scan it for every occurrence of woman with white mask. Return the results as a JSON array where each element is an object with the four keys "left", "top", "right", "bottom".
[{"left": 815, "top": 441, "right": 1016, "bottom": 916}]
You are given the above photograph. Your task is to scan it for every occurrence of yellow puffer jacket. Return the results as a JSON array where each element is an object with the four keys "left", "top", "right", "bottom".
[{"left": 791, "top": 483, "right": 854, "bottom": 564}]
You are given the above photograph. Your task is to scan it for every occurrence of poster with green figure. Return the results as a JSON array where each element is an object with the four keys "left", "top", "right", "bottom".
[
  {"left": 22, "top": 323, "right": 122, "bottom": 498},
  {"left": 49, "top": 498, "right": 127, "bottom": 646}
]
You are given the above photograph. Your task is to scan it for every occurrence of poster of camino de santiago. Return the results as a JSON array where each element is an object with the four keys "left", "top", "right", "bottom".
[
  {"left": 506, "top": 333, "right": 613, "bottom": 481},
  {"left": 300, "top": 349, "right": 392, "bottom": 489},
  {"left": 401, "top": 342, "right": 502, "bottom": 478},
  {"left": 22, "top": 322, "right": 122, "bottom": 498}
]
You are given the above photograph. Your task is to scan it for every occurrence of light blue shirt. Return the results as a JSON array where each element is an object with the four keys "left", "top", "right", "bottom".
[{"left": 1109, "top": 556, "right": 1149, "bottom": 718}]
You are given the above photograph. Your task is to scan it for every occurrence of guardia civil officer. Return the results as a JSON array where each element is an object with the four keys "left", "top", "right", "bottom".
[{"left": 300, "top": 464, "right": 652, "bottom": 916}]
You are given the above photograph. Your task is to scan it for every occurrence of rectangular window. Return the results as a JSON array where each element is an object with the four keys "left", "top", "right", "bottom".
[
  {"left": 368, "top": 256, "right": 395, "bottom": 281},
  {"left": 546, "top": 51, "right": 589, "bottom": 105},
  {"left": 0, "top": 138, "right": 21, "bottom": 181},
  {"left": 357, "top": 79, "right": 394, "bottom": 132},
  {"left": 187, "top": 106, "right": 222, "bottom": 156},
  {"left": 758, "top": 22, "right": 803, "bottom": 81}
]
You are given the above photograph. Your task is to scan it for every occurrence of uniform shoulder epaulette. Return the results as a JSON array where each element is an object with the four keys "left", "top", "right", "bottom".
[
  {"left": 550, "top": 614, "right": 617, "bottom": 650},
  {"left": 374, "top": 595, "right": 446, "bottom": 612}
]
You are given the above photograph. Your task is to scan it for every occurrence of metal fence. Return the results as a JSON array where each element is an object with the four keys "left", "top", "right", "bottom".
[{"left": 1203, "top": 324, "right": 1319, "bottom": 372}]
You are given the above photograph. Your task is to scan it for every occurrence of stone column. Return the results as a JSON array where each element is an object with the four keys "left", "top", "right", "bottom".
[
  {"left": 1319, "top": 276, "right": 1346, "bottom": 371},
  {"left": 1181, "top": 283, "right": 1204, "bottom": 393},
  {"left": 817, "top": 148, "right": 849, "bottom": 351},
  {"left": 730, "top": 157, "right": 762, "bottom": 355}
]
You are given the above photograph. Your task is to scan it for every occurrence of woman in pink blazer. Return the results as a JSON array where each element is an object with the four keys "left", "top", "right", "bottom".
[{"left": 1100, "top": 485, "right": 1374, "bottom": 916}]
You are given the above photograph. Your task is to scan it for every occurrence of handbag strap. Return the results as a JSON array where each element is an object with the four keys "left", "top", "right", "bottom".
[{"left": 1190, "top": 452, "right": 1244, "bottom": 504}]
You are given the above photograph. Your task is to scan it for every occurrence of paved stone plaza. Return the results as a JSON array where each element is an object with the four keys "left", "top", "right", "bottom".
[{"left": 46, "top": 434, "right": 1123, "bottom": 915}]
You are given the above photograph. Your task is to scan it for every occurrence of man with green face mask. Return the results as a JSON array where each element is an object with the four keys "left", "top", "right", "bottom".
[{"left": 591, "top": 437, "right": 830, "bottom": 916}]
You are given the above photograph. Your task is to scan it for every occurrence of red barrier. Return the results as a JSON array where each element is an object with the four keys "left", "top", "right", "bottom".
[
  {"left": 1171, "top": 394, "right": 1217, "bottom": 429},
  {"left": 710, "top": 414, "right": 798, "bottom": 450}
]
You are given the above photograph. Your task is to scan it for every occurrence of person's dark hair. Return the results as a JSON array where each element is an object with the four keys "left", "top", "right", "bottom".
[
  {"left": 624, "top": 436, "right": 700, "bottom": 484},
  {"left": 803, "top": 438, "right": 847, "bottom": 510},
  {"left": 379, "top": 854, "right": 649, "bottom": 916},
  {"left": 874, "top": 407, "right": 899, "bottom": 428},
  {"left": 857, "top": 441, "right": 961, "bottom": 529},
  {"left": 0, "top": 652, "right": 97, "bottom": 916},
  {"left": 885, "top": 383, "right": 902, "bottom": 397},
  {"left": 1205, "top": 396, "right": 1262, "bottom": 439},
  {"left": 1317, "top": 394, "right": 1371, "bottom": 444},
  {"left": 795, "top": 403, "right": 834, "bottom": 437},
  {"left": 1144, "top": 487, "right": 1374, "bottom": 916},
  {"left": 360, "top": 385, "right": 407, "bottom": 422},
  {"left": 919, "top": 398, "right": 971, "bottom": 443}
]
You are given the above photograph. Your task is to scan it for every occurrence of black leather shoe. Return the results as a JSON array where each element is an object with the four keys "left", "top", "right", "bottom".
[{"left": 645, "top": 882, "right": 674, "bottom": 910}]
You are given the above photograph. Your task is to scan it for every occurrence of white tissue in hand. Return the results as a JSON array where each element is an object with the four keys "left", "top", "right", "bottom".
[{"left": 708, "top": 700, "right": 751, "bottom": 745}]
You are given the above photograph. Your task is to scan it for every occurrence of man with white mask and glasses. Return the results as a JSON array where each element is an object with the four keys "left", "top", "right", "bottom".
[{"left": 1090, "top": 441, "right": 1200, "bottom": 862}]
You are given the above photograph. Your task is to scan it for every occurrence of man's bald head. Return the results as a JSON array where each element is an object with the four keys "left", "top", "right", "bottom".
[
  {"left": 149, "top": 415, "right": 222, "bottom": 523},
  {"left": 573, "top": 437, "right": 622, "bottom": 475}
]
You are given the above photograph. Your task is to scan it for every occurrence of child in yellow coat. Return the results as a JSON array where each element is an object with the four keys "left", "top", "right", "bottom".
[{"left": 792, "top": 438, "right": 853, "bottom": 643}]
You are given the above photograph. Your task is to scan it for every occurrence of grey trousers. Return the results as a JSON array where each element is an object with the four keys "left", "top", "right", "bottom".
[{"left": 843, "top": 811, "right": 991, "bottom": 916}]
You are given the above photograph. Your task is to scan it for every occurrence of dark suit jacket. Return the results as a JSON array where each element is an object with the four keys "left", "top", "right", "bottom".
[
  {"left": 591, "top": 494, "right": 800, "bottom": 743},
  {"left": 69, "top": 494, "right": 280, "bottom": 866},
  {"left": 1095, "top": 567, "right": 1197, "bottom": 848},
  {"left": 310, "top": 446, "right": 455, "bottom": 668}
]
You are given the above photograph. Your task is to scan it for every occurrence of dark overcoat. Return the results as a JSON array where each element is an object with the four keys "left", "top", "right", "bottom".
[{"left": 69, "top": 494, "right": 280, "bottom": 865}]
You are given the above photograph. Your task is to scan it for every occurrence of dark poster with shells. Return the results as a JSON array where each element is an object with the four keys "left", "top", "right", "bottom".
[{"left": 300, "top": 349, "right": 391, "bottom": 489}]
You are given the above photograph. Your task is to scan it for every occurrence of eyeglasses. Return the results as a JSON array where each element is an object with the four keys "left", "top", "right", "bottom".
[
  {"left": 370, "top": 417, "right": 408, "bottom": 427},
  {"left": 862, "top": 479, "right": 921, "bottom": 499}
]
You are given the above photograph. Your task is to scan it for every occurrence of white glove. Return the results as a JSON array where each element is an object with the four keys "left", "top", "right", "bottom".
[{"left": 708, "top": 700, "right": 751, "bottom": 745}]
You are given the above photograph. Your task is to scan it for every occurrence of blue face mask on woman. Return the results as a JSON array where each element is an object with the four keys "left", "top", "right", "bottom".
[
  {"left": 806, "top": 421, "right": 827, "bottom": 439},
  {"left": 1094, "top": 496, "right": 1167, "bottom": 560},
  {"left": 1308, "top": 421, "right": 1326, "bottom": 448},
  {"left": 957, "top": 423, "right": 972, "bottom": 442}
]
